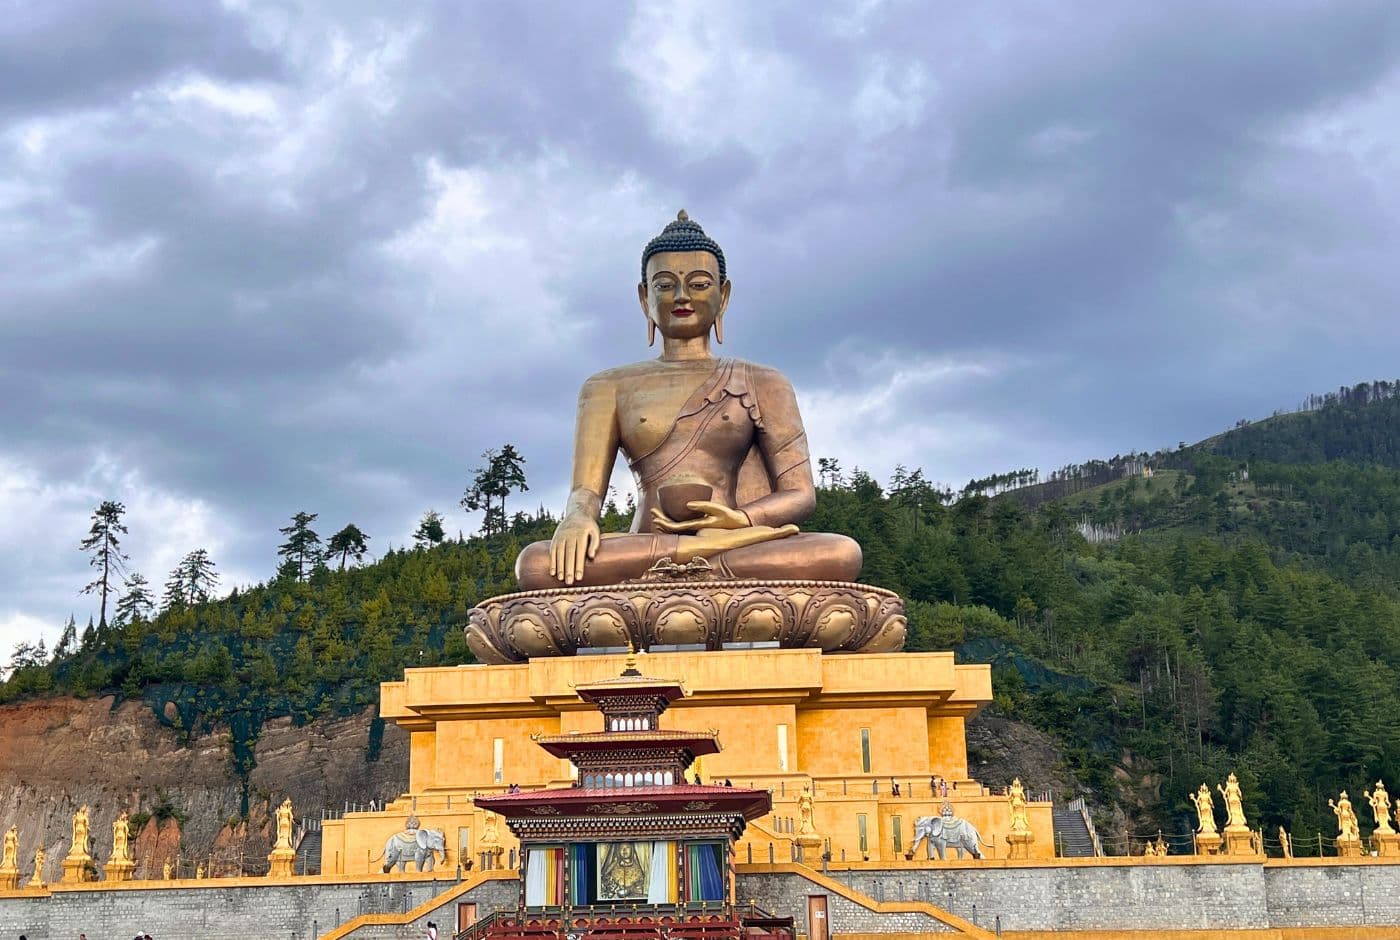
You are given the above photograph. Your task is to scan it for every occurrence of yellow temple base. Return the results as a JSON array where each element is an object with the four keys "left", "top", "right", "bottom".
[{"left": 321, "top": 648, "right": 1055, "bottom": 876}]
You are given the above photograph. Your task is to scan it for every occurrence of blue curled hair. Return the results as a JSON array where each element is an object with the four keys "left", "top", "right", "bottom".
[{"left": 641, "top": 210, "right": 726, "bottom": 283}]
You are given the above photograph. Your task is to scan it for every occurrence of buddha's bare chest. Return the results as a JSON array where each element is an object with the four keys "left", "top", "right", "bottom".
[{"left": 614, "top": 368, "right": 750, "bottom": 457}]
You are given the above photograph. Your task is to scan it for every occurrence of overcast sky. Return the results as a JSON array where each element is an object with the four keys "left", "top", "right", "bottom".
[{"left": 4, "top": 1, "right": 1400, "bottom": 652}]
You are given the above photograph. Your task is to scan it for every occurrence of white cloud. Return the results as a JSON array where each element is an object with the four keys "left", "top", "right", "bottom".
[
  {"left": 798, "top": 348, "right": 1021, "bottom": 490},
  {"left": 0, "top": 454, "right": 254, "bottom": 651}
]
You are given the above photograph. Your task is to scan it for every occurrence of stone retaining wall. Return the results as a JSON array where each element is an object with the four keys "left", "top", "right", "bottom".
[
  {"left": 737, "top": 859, "right": 1400, "bottom": 936},
  {"left": 0, "top": 874, "right": 515, "bottom": 940},
  {"left": 4, "top": 859, "right": 1400, "bottom": 939}
]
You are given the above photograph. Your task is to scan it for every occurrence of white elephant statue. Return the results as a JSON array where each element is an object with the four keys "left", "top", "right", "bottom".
[
  {"left": 374, "top": 828, "right": 447, "bottom": 873},
  {"left": 910, "top": 811, "right": 989, "bottom": 860}
]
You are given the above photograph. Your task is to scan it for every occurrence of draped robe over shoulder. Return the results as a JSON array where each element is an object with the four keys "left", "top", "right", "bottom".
[{"left": 514, "top": 358, "right": 862, "bottom": 589}]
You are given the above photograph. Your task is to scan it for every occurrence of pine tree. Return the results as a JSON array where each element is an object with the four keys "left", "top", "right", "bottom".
[
  {"left": 461, "top": 445, "right": 530, "bottom": 537},
  {"left": 114, "top": 573, "right": 155, "bottom": 625},
  {"left": 413, "top": 511, "right": 446, "bottom": 548},
  {"left": 79, "top": 500, "right": 129, "bottom": 629},
  {"left": 276, "top": 511, "right": 323, "bottom": 581},
  {"left": 327, "top": 523, "right": 370, "bottom": 569},
  {"left": 54, "top": 615, "right": 79, "bottom": 658},
  {"left": 164, "top": 549, "right": 220, "bottom": 609}
]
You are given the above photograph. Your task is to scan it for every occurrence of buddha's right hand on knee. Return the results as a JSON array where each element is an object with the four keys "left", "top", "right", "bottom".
[{"left": 550, "top": 515, "right": 601, "bottom": 585}]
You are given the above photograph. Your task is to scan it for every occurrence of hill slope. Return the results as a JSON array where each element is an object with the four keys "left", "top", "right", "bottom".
[{"left": 4, "top": 381, "right": 1400, "bottom": 856}]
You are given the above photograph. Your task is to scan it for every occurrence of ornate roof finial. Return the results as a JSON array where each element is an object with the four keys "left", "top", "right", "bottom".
[{"left": 622, "top": 641, "right": 640, "bottom": 676}]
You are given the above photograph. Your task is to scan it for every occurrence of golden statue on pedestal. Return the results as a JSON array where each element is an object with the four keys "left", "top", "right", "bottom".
[
  {"left": 1191, "top": 784, "right": 1217, "bottom": 836},
  {"left": 797, "top": 784, "right": 817, "bottom": 836},
  {"left": 1366, "top": 781, "right": 1394, "bottom": 835},
  {"left": 104, "top": 811, "right": 135, "bottom": 882},
  {"left": 467, "top": 213, "right": 905, "bottom": 663},
  {"left": 0, "top": 825, "right": 19, "bottom": 891},
  {"left": 28, "top": 848, "right": 44, "bottom": 888},
  {"left": 1330, "top": 791, "right": 1362, "bottom": 856},
  {"left": 1218, "top": 773, "right": 1247, "bottom": 830},
  {"left": 69, "top": 805, "right": 90, "bottom": 857},
  {"left": 61, "top": 805, "right": 93, "bottom": 883},
  {"left": 274, "top": 798, "right": 295, "bottom": 850},
  {"left": 268, "top": 797, "right": 298, "bottom": 878},
  {"left": 1008, "top": 778, "right": 1031, "bottom": 834}
]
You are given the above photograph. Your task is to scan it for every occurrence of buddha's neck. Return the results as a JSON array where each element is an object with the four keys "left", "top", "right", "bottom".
[{"left": 659, "top": 335, "right": 714, "bottom": 362}]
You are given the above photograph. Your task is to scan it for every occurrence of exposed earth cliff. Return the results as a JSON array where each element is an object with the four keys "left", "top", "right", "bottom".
[{"left": 0, "top": 696, "right": 405, "bottom": 879}]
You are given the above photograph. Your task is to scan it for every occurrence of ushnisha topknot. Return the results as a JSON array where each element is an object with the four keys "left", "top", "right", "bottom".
[{"left": 641, "top": 209, "right": 727, "bottom": 283}]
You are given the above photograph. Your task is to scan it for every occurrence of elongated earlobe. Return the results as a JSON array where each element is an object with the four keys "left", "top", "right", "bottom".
[
  {"left": 714, "top": 316, "right": 724, "bottom": 344},
  {"left": 647, "top": 319, "right": 656, "bottom": 347}
]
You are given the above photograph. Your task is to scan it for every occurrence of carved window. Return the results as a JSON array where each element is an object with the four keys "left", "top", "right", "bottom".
[{"left": 860, "top": 728, "right": 871, "bottom": 773}]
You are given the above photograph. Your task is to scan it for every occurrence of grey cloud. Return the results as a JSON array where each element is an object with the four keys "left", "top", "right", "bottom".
[{"left": 5, "top": 0, "right": 1400, "bottom": 643}]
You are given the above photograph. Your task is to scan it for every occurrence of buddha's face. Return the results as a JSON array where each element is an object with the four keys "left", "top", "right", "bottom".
[{"left": 638, "top": 250, "right": 731, "bottom": 341}]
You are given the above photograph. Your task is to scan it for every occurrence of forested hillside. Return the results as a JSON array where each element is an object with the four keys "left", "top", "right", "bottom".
[{"left": 5, "top": 381, "right": 1400, "bottom": 853}]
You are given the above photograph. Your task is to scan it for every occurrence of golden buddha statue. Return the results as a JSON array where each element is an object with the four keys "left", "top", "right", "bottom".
[
  {"left": 468, "top": 214, "right": 905, "bottom": 663},
  {"left": 514, "top": 211, "right": 860, "bottom": 590}
]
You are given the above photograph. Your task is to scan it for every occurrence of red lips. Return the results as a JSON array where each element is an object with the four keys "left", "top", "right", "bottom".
[{"left": 672, "top": 307, "right": 695, "bottom": 318}]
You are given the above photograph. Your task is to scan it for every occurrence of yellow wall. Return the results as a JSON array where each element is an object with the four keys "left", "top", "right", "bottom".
[{"left": 326, "top": 649, "right": 1057, "bottom": 874}]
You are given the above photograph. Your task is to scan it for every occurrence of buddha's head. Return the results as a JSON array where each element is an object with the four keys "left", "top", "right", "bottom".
[{"left": 638, "top": 210, "right": 732, "bottom": 345}]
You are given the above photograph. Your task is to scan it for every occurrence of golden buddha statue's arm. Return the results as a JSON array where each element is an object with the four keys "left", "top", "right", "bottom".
[
  {"left": 741, "top": 367, "right": 817, "bottom": 527},
  {"left": 550, "top": 375, "right": 620, "bottom": 584}
]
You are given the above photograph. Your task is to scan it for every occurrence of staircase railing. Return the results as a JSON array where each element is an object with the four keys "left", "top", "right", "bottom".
[
  {"left": 455, "top": 907, "right": 513, "bottom": 940},
  {"left": 1066, "top": 797, "right": 1103, "bottom": 857}
]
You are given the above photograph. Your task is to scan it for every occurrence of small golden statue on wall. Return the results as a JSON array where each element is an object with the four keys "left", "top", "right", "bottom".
[
  {"left": 104, "top": 811, "right": 135, "bottom": 882},
  {"left": 0, "top": 825, "right": 20, "bottom": 890},
  {"left": 1217, "top": 773, "right": 1256, "bottom": 855},
  {"left": 1279, "top": 826, "right": 1293, "bottom": 859},
  {"left": 162, "top": 858, "right": 173, "bottom": 880},
  {"left": 1192, "top": 784, "right": 1221, "bottom": 854},
  {"left": 61, "top": 805, "right": 93, "bottom": 883},
  {"left": 794, "top": 783, "right": 822, "bottom": 857},
  {"left": 1330, "top": 791, "right": 1362, "bottom": 857},
  {"left": 267, "top": 797, "right": 298, "bottom": 878},
  {"left": 28, "top": 847, "right": 45, "bottom": 888},
  {"left": 1005, "top": 777, "right": 1035, "bottom": 859},
  {"left": 1366, "top": 780, "right": 1399, "bottom": 856}
]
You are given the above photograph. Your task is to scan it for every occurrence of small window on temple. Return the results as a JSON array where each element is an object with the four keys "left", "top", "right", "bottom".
[
  {"left": 860, "top": 728, "right": 871, "bottom": 774},
  {"left": 663, "top": 770, "right": 674, "bottom": 785},
  {"left": 892, "top": 816, "right": 903, "bottom": 854},
  {"left": 858, "top": 814, "right": 868, "bottom": 853}
]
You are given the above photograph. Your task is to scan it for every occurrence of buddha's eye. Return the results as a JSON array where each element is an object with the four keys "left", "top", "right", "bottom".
[{"left": 690, "top": 280, "right": 711, "bottom": 290}]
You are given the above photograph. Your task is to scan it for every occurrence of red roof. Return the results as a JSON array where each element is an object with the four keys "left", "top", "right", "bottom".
[
  {"left": 534, "top": 730, "right": 720, "bottom": 758},
  {"left": 476, "top": 784, "right": 771, "bottom": 821}
]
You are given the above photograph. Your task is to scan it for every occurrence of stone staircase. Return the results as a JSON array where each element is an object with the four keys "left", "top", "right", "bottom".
[
  {"left": 295, "top": 825, "right": 323, "bottom": 875},
  {"left": 1051, "top": 805, "right": 1097, "bottom": 857}
]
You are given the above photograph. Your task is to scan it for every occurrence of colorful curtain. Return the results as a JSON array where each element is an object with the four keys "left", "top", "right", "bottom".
[
  {"left": 525, "top": 847, "right": 566, "bottom": 906},
  {"left": 686, "top": 843, "right": 724, "bottom": 902},
  {"left": 569, "top": 843, "right": 596, "bottom": 906},
  {"left": 647, "top": 841, "right": 678, "bottom": 904}
]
